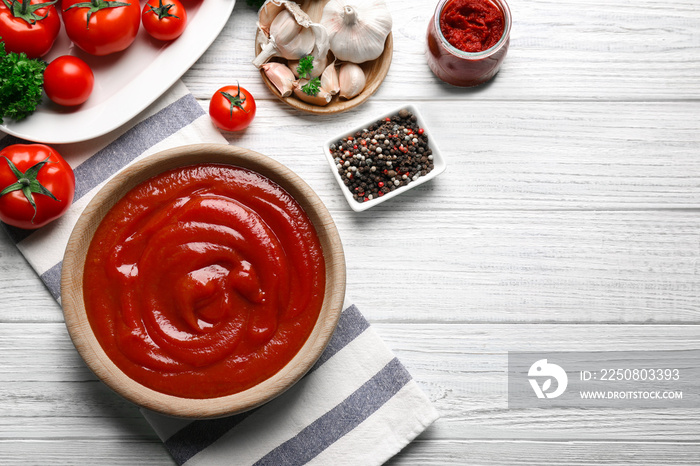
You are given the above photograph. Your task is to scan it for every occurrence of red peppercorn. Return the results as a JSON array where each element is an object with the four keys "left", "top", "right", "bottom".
[
  {"left": 378, "top": 181, "right": 384, "bottom": 188},
  {"left": 353, "top": 145, "right": 358, "bottom": 149},
  {"left": 418, "top": 128, "right": 424, "bottom": 135}
]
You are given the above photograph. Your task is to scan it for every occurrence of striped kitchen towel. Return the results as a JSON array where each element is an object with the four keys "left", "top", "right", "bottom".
[
  {"left": 1, "top": 81, "right": 439, "bottom": 465},
  {"left": 142, "top": 299, "right": 439, "bottom": 466}
]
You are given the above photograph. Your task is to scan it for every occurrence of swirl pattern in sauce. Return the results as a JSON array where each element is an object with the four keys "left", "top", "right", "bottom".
[{"left": 83, "top": 164, "right": 325, "bottom": 399}]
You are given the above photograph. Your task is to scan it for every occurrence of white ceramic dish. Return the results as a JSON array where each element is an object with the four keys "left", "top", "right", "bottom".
[
  {"left": 0, "top": 0, "right": 236, "bottom": 144},
  {"left": 323, "top": 104, "right": 446, "bottom": 212}
]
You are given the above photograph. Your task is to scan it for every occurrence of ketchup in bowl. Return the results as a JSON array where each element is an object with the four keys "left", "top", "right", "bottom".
[
  {"left": 82, "top": 163, "right": 326, "bottom": 399},
  {"left": 426, "top": 0, "right": 512, "bottom": 87}
]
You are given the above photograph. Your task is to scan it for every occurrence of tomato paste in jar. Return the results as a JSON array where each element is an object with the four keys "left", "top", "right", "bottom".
[
  {"left": 426, "top": 0, "right": 511, "bottom": 87},
  {"left": 440, "top": 0, "right": 505, "bottom": 53},
  {"left": 83, "top": 164, "right": 326, "bottom": 399}
]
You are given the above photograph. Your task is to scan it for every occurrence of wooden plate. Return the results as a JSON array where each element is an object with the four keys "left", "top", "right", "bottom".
[
  {"left": 254, "top": 0, "right": 393, "bottom": 114},
  {"left": 60, "top": 144, "right": 346, "bottom": 419}
]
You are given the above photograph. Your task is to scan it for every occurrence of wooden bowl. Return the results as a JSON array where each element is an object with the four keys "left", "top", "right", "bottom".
[
  {"left": 255, "top": 0, "right": 393, "bottom": 114},
  {"left": 60, "top": 144, "right": 346, "bottom": 419}
]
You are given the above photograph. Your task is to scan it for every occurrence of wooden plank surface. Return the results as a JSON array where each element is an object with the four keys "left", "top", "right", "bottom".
[
  {"left": 4, "top": 209, "right": 700, "bottom": 324},
  {"left": 1, "top": 323, "right": 699, "bottom": 464},
  {"left": 1, "top": 0, "right": 699, "bottom": 464}
]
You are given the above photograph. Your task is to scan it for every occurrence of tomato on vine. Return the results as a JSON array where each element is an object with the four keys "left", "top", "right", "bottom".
[
  {"left": 62, "top": 0, "right": 140, "bottom": 56},
  {"left": 0, "top": 144, "right": 75, "bottom": 229},
  {"left": 209, "top": 84, "right": 256, "bottom": 132},
  {"left": 0, "top": 0, "right": 61, "bottom": 58},
  {"left": 142, "top": 0, "right": 187, "bottom": 41}
]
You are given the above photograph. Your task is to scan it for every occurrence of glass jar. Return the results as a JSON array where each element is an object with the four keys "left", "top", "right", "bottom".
[{"left": 426, "top": 0, "right": 512, "bottom": 87}]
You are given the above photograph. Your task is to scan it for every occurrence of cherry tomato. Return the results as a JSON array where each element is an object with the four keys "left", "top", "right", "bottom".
[
  {"left": 62, "top": 0, "right": 140, "bottom": 56},
  {"left": 44, "top": 56, "right": 94, "bottom": 106},
  {"left": 0, "top": 0, "right": 61, "bottom": 58},
  {"left": 142, "top": 0, "right": 187, "bottom": 41},
  {"left": 209, "top": 84, "right": 256, "bottom": 132},
  {"left": 0, "top": 144, "right": 75, "bottom": 229}
]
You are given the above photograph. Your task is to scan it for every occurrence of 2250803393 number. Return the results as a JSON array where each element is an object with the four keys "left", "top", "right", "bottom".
[{"left": 600, "top": 368, "right": 680, "bottom": 381}]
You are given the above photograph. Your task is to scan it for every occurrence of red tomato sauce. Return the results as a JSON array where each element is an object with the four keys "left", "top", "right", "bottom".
[
  {"left": 440, "top": 0, "right": 505, "bottom": 53},
  {"left": 83, "top": 164, "right": 326, "bottom": 399}
]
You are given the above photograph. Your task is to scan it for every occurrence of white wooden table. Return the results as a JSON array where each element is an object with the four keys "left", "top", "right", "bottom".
[{"left": 2, "top": 0, "right": 699, "bottom": 464}]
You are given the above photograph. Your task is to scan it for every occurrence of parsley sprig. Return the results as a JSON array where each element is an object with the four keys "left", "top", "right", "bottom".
[
  {"left": 0, "top": 40, "right": 46, "bottom": 124},
  {"left": 296, "top": 55, "right": 314, "bottom": 79},
  {"left": 301, "top": 77, "right": 321, "bottom": 96}
]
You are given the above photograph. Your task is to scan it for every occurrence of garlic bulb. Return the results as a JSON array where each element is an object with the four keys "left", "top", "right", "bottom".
[
  {"left": 253, "top": 0, "right": 316, "bottom": 67},
  {"left": 321, "top": 0, "right": 392, "bottom": 64},
  {"left": 293, "top": 80, "right": 332, "bottom": 106},
  {"left": 320, "top": 61, "right": 340, "bottom": 95},
  {"left": 262, "top": 62, "right": 296, "bottom": 97},
  {"left": 339, "top": 63, "right": 366, "bottom": 99}
]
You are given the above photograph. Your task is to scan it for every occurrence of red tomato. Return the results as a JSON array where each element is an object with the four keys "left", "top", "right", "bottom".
[
  {"left": 142, "top": 0, "right": 187, "bottom": 41},
  {"left": 44, "top": 56, "right": 95, "bottom": 106},
  {"left": 62, "top": 0, "right": 140, "bottom": 56},
  {"left": 0, "top": 0, "right": 61, "bottom": 58},
  {"left": 209, "top": 84, "right": 256, "bottom": 132},
  {"left": 0, "top": 144, "right": 75, "bottom": 229}
]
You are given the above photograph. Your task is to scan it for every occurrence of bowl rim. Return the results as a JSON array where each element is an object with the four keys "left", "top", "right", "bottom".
[
  {"left": 60, "top": 143, "right": 346, "bottom": 419},
  {"left": 323, "top": 104, "right": 447, "bottom": 212}
]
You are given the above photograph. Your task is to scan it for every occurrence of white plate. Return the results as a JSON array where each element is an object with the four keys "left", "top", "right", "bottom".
[
  {"left": 0, "top": 0, "right": 236, "bottom": 144},
  {"left": 323, "top": 104, "right": 446, "bottom": 212}
]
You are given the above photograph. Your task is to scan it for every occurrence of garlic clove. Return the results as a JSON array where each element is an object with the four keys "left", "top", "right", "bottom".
[
  {"left": 257, "top": 0, "right": 282, "bottom": 36},
  {"left": 320, "top": 61, "right": 340, "bottom": 95},
  {"left": 290, "top": 23, "right": 331, "bottom": 77},
  {"left": 293, "top": 80, "right": 332, "bottom": 106},
  {"left": 321, "top": 0, "right": 393, "bottom": 64},
  {"left": 258, "top": 0, "right": 312, "bottom": 35},
  {"left": 338, "top": 63, "right": 366, "bottom": 99},
  {"left": 262, "top": 62, "right": 296, "bottom": 97},
  {"left": 264, "top": 9, "right": 316, "bottom": 62},
  {"left": 253, "top": 0, "right": 317, "bottom": 67},
  {"left": 309, "top": 23, "right": 331, "bottom": 77}
]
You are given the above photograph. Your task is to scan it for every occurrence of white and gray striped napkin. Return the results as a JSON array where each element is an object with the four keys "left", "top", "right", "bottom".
[{"left": 1, "top": 82, "right": 439, "bottom": 465}]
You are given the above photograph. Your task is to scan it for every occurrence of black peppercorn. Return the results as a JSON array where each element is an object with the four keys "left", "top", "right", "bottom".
[{"left": 328, "top": 109, "right": 435, "bottom": 204}]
